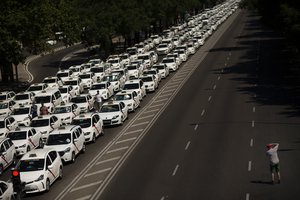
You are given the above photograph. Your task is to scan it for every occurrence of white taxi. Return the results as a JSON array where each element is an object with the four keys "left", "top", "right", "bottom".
[
  {"left": 0, "top": 138, "right": 16, "bottom": 176},
  {"left": 58, "top": 85, "right": 76, "bottom": 103},
  {"left": 7, "top": 127, "right": 42, "bottom": 156},
  {"left": 30, "top": 115, "right": 61, "bottom": 143},
  {"left": 99, "top": 101, "right": 128, "bottom": 126},
  {"left": 78, "top": 72, "right": 97, "bottom": 89},
  {"left": 0, "top": 181, "right": 14, "bottom": 199},
  {"left": 44, "top": 125, "right": 86, "bottom": 163},
  {"left": 10, "top": 105, "right": 34, "bottom": 127},
  {"left": 0, "top": 91, "right": 15, "bottom": 101},
  {"left": 52, "top": 102, "right": 80, "bottom": 125},
  {"left": 16, "top": 148, "right": 63, "bottom": 193},
  {"left": 88, "top": 81, "right": 114, "bottom": 100},
  {"left": 140, "top": 75, "right": 158, "bottom": 92},
  {"left": 0, "top": 116, "right": 18, "bottom": 139},
  {"left": 153, "top": 64, "right": 170, "bottom": 79},
  {"left": 114, "top": 91, "right": 140, "bottom": 112},
  {"left": 63, "top": 77, "right": 84, "bottom": 94},
  {"left": 123, "top": 79, "right": 146, "bottom": 101},
  {"left": 71, "top": 112, "right": 103, "bottom": 143},
  {"left": 70, "top": 94, "right": 94, "bottom": 113},
  {"left": 14, "top": 91, "right": 35, "bottom": 105},
  {"left": 0, "top": 100, "right": 17, "bottom": 116},
  {"left": 26, "top": 83, "right": 49, "bottom": 95}
]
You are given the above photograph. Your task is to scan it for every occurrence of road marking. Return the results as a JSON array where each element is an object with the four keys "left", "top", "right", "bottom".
[
  {"left": 131, "top": 121, "right": 149, "bottom": 127},
  {"left": 158, "top": 93, "right": 173, "bottom": 98},
  {"left": 201, "top": 109, "right": 205, "bottom": 116},
  {"left": 106, "top": 146, "right": 129, "bottom": 154},
  {"left": 253, "top": 107, "right": 256, "bottom": 113},
  {"left": 96, "top": 156, "right": 121, "bottom": 165},
  {"left": 252, "top": 120, "right": 255, "bottom": 127},
  {"left": 143, "top": 108, "right": 160, "bottom": 114},
  {"left": 213, "top": 85, "right": 217, "bottom": 90},
  {"left": 250, "top": 139, "right": 253, "bottom": 147},
  {"left": 155, "top": 98, "right": 169, "bottom": 103},
  {"left": 246, "top": 193, "right": 250, "bottom": 200},
  {"left": 124, "top": 129, "right": 143, "bottom": 135},
  {"left": 172, "top": 165, "right": 179, "bottom": 176},
  {"left": 84, "top": 168, "right": 112, "bottom": 178},
  {"left": 70, "top": 180, "right": 103, "bottom": 192},
  {"left": 194, "top": 124, "right": 199, "bottom": 130},
  {"left": 248, "top": 161, "right": 252, "bottom": 171},
  {"left": 116, "top": 137, "right": 137, "bottom": 144},
  {"left": 218, "top": 76, "right": 221, "bottom": 80},
  {"left": 208, "top": 96, "right": 212, "bottom": 102},
  {"left": 75, "top": 195, "right": 92, "bottom": 200},
  {"left": 137, "top": 114, "right": 155, "bottom": 120},
  {"left": 185, "top": 141, "right": 191, "bottom": 150},
  {"left": 149, "top": 103, "right": 164, "bottom": 108}
]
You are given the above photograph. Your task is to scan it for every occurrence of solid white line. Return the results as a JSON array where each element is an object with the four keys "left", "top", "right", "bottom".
[
  {"left": 124, "top": 129, "right": 143, "bottom": 135},
  {"left": 252, "top": 120, "right": 255, "bottom": 127},
  {"left": 250, "top": 139, "right": 253, "bottom": 147},
  {"left": 172, "top": 165, "right": 179, "bottom": 176},
  {"left": 253, "top": 107, "right": 256, "bottom": 113},
  {"left": 70, "top": 181, "right": 103, "bottom": 192},
  {"left": 106, "top": 146, "right": 129, "bottom": 154},
  {"left": 131, "top": 121, "right": 149, "bottom": 127},
  {"left": 84, "top": 168, "right": 112, "bottom": 178},
  {"left": 194, "top": 124, "right": 198, "bottom": 130},
  {"left": 248, "top": 161, "right": 252, "bottom": 171},
  {"left": 213, "top": 85, "right": 217, "bottom": 90},
  {"left": 201, "top": 109, "right": 205, "bottom": 116},
  {"left": 208, "top": 96, "right": 212, "bottom": 102},
  {"left": 246, "top": 193, "right": 250, "bottom": 200},
  {"left": 75, "top": 195, "right": 92, "bottom": 200},
  {"left": 185, "top": 141, "right": 191, "bottom": 150},
  {"left": 116, "top": 137, "right": 137, "bottom": 144},
  {"left": 137, "top": 114, "right": 155, "bottom": 120},
  {"left": 96, "top": 156, "right": 121, "bottom": 165}
]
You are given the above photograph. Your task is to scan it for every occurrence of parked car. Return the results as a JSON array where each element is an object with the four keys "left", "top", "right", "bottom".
[{"left": 0, "top": 138, "right": 16, "bottom": 176}]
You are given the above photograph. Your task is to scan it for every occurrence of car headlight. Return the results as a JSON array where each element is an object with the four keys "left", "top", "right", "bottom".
[
  {"left": 19, "top": 144, "right": 26, "bottom": 148},
  {"left": 35, "top": 174, "right": 44, "bottom": 182},
  {"left": 127, "top": 103, "right": 132, "bottom": 106},
  {"left": 64, "top": 147, "right": 71, "bottom": 152},
  {"left": 84, "top": 132, "right": 90, "bottom": 136},
  {"left": 112, "top": 115, "right": 119, "bottom": 119},
  {"left": 24, "top": 116, "right": 29, "bottom": 121},
  {"left": 102, "top": 91, "right": 106, "bottom": 94},
  {"left": 151, "top": 84, "right": 154, "bottom": 86},
  {"left": 64, "top": 116, "right": 71, "bottom": 120},
  {"left": 115, "top": 82, "right": 119, "bottom": 85}
]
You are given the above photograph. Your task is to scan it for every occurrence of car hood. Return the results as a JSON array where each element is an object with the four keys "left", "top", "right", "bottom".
[
  {"left": 20, "top": 170, "right": 45, "bottom": 183},
  {"left": 12, "top": 140, "right": 27, "bottom": 147},
  {"left": 99, "top": 112, "right": 121, "bottom": 119},
  {"left": 11, "top": 114, "right": 29, "bottom": 121},
  {"left": 44, "top": 144, "right": 70, "bottom": 152}
]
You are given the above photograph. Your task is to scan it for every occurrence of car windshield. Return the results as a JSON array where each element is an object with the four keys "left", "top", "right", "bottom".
[
  {"left": 144, "top": 71, "right": 155, "bottom": 75},
  {"left": 7, "top": 131, "right": 27, "bottom": 140},
  {"left": 141, "top": 77, "right": 153, "bottom": 82},
  {"left": 11, "top": 107, "right": 30, "bottom": 115},
  {"left": 91, "top": 67, "right": 104, "bottom": 73},
  {"left": 100, "top": 105, "right": 120, "bottom": 112},
  {"left": 15, "top": 94, "right": 29, "bottom": 100},
  {"left": 153, "top": 65, "right": 165, "bottom": 70},
  {"left": 64, "top": 80, "right": 78, "bottom": 86},
  {"left": 103, "top": 76, "right": 117, "bottom": 82},
  {"left": 46, "top": 133, "right": 71, "bottom": 145},
  {"left": 90, "top": 84, "right": 106, "bottom": 90},
  {"left": 138, "top": 55, "right": 149, "bottom": 60},
  {"left": 127, "top": 66, "right": 137, "bottom": 70},
  {"left": 109, "top": 59, "right": 119, "bottom": 64},
  {"left": 0, "top": 121, "right": 4, "bottom": 128},
  {"left": 35, "top": 96, "right": 51, "bottom": 103},
  {"left": 70, "top": 68, "right": 80, "bottom": 72},
  {"left": 0, "top": 103, "right": 8, "bottom": 109},
  {"left": 115, "top": 94, "right": 131, "bottom": 101},
  {"left": 158, "top": 44, "right": 168, "bottom": 48},
  {"left": 57, "top": 72, "right": 68, "bottom": 78},
  {"left": 0, "top": 95, "right": 7, "bottom": 101},
  {"left": 19, "top": 159, "right": 45, "bottom": 172},
  {"left": 53, "top": 106, "right": 71, "bottom": 114},
  {"left": 27, "top": 86, "right": 43, "bottom": 91},
  {"left": 162, "top": 58, "right": 174, "bottom": 63},
  {"left": 43, "top": 79, "right": 56, "bottom": 83},
  {"left": 71, "top": 97, "right": 87, "bottom": 103},
  {"left": 59, "top": 88, "right": 68, "bottom": 94},
  {"left": 71, "top": 118, "right": 91, "bottom": 128},
  {"left": 123, "top": 83, "right": 139, "bottom": 90},
  {"left": 79, "top": 74, "right": 91, "bottom": 79},
  {"left": 31, "top": 119, "right": 49, "bottom": 127}
]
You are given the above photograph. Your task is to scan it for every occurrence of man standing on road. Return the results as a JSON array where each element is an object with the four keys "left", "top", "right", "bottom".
[
  {"left": 266, "top": 143, "right": 281, "bottom": 184},
  {"left": 94, "top": 90, "right": 102, "bottom": 111}
]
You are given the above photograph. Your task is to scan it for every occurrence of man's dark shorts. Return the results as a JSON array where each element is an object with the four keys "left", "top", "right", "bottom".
[{"left": 270, "top": 163, "right": 280, "bottom": 173}]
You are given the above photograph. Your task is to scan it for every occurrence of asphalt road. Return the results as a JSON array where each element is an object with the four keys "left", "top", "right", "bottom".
[
  {"left": 99, "top": 10, "right": 300, "bottom": 200},
  {"left": 2, "top": 8, "right": 300, "bottom": 200}
]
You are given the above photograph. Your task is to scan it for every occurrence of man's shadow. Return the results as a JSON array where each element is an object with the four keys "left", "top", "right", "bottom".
[{"left": 251, "top": 180, "right": 274, "bottom": 185}]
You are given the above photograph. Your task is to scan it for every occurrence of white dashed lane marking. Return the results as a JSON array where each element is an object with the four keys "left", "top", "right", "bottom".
[
  {"left": 252, "top": 107, "right": 256, "bottom": 113},
  {"left": 84, "top": 168, "right": 112, "bottom": 178},
  {"left": 213, "top": 85, "right": 217, "bottom": 90},
  {"left": 208, "top": 96, "right": 212, "bottom": 102},
  {"left": 248, "top": 161, "right": 252, "bottom": 171},
  {"left": 106, "top": 146, "right": 129, "bottom": 154},
  {"left": 96, "top": 156, "right": 121, "bottom": 165},
  {"left": 250, "top": 139, "right": 253, "bottom": 147},
  {"left": 185, "top": 141, "right": 191, "bottom": 150},
  {"left": 124, "top": 129, "right": 143, "bottom": 135},
  {"left": 70, "top": 181, "right": 103, "bottom": 192},
  {"left": 252, "top": 120, "right": 255, "bottom": 127},
  {"left": 201, "top": 109, "right": 205, "bottom": 116},
  {"left": 74, "top": 195, "right": 92, "bottom": 200},
  {"left": 172, "top": 165, "right": 179, "bottom": 176},
  {"left": 116, "top": 137, "right": 137, "bottom": 144},
  {"left": 194, "top": 124, "right": 198, "bottom": 130},
  {"left": 131, "top": 121, "right": 149, "bottom": 127},
  {"left": 246, "top": 193, "right": 250, "bottom": 200}
]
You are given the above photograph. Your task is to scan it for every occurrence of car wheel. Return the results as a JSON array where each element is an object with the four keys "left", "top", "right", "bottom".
[
  {"left": 46, "top": 179, "right": 50, "bottom": 192},
  {"left": 39, "top": 139, "right": 43, "bottom": 148},
  {"left": 71, "top": 152, "right": 76, "bottom": 163},
  {"left": 82, "top": 144, "right": 86, "bottom": 154},
  {"left": 100, "top": 130, "right": 104, "bottom": 136},
  {"left": 92, "top": 134, "right": 96, "bottom": 143},
  {"left": 12, "top": 154, "right": 17, "bottom": 166},
  {"left": 59, "top": 166, "right": 63, "bottom": 179},
  {"left": 0, "top": 164, "right": 3, "bottom": 176}
]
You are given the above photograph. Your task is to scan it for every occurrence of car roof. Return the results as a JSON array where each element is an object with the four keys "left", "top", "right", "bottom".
[
  {"left": 74, "top": 112, "right": 96, "bottom": 119},
  {"left": 32, "top": 115, "right": 53, "bottom": 120},
  {"left": 50, "top": 125, "right": 78, "bottom": 134},
  {"left": 20, "top": 148, "right": 54, "bottom": 160}
]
